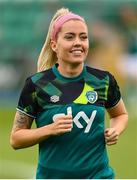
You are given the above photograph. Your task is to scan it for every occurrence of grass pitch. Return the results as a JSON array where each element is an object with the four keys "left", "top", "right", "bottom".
[{"left": 0, "top": 107, "right": 137, "bottom": 178}]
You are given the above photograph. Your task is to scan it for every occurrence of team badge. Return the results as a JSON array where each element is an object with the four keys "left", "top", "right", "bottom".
[
  {"left": 50, "top": 95, "right": 60, "bottom": 103},
  {"left": 86, "top": 91, "right": 98, "bottom": 104}
]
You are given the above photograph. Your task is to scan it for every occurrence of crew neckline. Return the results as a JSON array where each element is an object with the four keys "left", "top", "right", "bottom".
[{"left": 52, "top": 64, "right": 86, "bottom": 82}]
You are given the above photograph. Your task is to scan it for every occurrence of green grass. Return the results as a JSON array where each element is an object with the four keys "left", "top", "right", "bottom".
[
  {"left": 108, "top": 116, "right": 137, "bottom": 178},
  {"left": 0, "top": 107, "right": 137, "bottom": 178},
  {"left": 0, "top": 108, "right": 37, "bottom": 178}
]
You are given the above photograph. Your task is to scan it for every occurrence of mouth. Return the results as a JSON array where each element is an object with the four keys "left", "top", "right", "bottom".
[{"left": 70, "top": 49, "right": 84, "bottom": 55}]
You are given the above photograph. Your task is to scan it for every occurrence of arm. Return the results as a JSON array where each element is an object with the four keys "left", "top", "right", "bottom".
[
  {"left": 10, "top": 111, "right": 72, "bottom": 150},
  {"left": 105, "top": 99, "right": 128, "bottom": 145}
]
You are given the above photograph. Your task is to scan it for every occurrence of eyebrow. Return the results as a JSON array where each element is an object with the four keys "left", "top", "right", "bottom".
[{"left": 65, "top": 32, "right": 87, "bottom": 35}]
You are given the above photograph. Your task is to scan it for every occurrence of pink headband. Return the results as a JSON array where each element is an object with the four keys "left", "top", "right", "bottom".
[{"left": 51, "top": 13, "right": 85, "bottom": 40}]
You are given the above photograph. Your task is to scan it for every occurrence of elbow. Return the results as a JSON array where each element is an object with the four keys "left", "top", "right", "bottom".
[
  {"left": 121, "top": 112, "right": 128, "bottom": 131},
  {"left": 121, "top": 112, "right": 128, "bottom": 129},
  {"left": 10, "top": 134, "right": 21, "bottom": 150},
  {"left": 124, "top": 111, "right": 128, "bottom": 123},
  {"left": 125, "top": 113, "right": 129, "bottom": 127}
]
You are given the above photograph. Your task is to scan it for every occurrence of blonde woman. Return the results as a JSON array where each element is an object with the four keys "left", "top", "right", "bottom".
[{"left": 10, "top": 8, "right": 128, "bottom": 179}]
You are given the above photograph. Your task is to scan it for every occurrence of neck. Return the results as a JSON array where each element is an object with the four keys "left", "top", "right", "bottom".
[{"left": 57, "top": 63, "right": 84, "bottom": 77}]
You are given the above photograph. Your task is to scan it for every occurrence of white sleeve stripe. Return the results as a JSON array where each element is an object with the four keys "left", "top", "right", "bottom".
[{"left": 16, "top": 108, "right": 36, "bottom": 119}]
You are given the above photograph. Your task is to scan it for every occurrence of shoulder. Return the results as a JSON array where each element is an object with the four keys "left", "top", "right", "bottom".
[
  {"left": 26, "top": 68, "right": 56, "bottom": 84},
  {"left": 86, "top": 65, "right": 112, "bottom": 79}
]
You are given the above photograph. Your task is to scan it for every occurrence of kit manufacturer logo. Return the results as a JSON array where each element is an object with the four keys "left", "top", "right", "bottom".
[{"left": 50, "top": 95, "right": 60, "bottom": 103}]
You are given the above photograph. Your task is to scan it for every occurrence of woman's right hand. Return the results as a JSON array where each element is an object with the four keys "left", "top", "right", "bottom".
[
  {"left": 10, "top": 111, "right": 73, "bottom": 150},
  {"left": 49, "top": 114, "right": 73, "bottom": 135}
]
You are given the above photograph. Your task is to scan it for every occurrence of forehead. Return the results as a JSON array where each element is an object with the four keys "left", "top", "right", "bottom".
[{"left": 60, "top": 20, "right": 88, "bottom": 34}]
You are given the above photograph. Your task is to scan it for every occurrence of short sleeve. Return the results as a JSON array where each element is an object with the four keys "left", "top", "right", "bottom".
[
  {"left": 17, "top": 77, "right": 37, "bottom": 118},
  {"left": 105, "top": 73, "right": 121, "bottom": 109}
]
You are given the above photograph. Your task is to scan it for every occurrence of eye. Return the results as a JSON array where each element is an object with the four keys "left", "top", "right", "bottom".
[
  {"left": 80, "top": 35, "right": 88, "bottom": 40},
  {"left": 64, "top": 34, "right": 74, "bottom": 40}
]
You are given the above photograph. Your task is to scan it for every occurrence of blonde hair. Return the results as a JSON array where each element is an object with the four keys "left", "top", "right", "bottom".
[{"left": 37, "top": 8, "right": 70, "bottom": 72}]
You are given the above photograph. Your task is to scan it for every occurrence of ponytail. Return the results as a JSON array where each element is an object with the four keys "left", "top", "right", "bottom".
[{"left": 37, "top": 8, "right": 70, "bottom": 72}]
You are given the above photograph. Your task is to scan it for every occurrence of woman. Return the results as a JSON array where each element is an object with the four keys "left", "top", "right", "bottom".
[{"left": 10, "top": 8, "right": 128, "bottom": 179}]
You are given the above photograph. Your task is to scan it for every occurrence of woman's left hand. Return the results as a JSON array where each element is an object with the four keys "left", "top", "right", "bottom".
[{"left": 104, "top": 128, "right": 119, "bottom": 146}]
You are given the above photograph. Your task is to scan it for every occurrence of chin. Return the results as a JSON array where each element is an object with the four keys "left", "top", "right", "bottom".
[{"left": 71, "top": 58, "right": 85, "bottom": 64}]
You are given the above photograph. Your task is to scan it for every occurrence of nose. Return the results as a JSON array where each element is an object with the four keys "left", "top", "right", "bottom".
[{"left": 73, "top": 37, "right": 82, "bottom": 46}]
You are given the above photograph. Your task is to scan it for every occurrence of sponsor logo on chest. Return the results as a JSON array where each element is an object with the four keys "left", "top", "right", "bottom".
[{"left": 53, "top": 106, "right": 97, "bottom": 133}]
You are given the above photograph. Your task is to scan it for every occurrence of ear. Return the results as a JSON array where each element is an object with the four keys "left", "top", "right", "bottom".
[{"left": 50, "top": 40, "right": 57, "bottom": 52}]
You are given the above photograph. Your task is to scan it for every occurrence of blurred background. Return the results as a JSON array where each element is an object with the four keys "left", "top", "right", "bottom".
[{"left": 0, "top": 0, "right": 137, "bottom": 178}]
